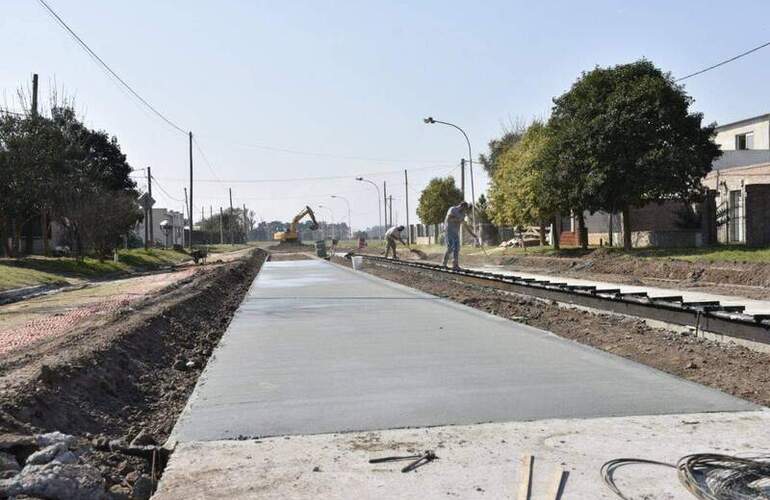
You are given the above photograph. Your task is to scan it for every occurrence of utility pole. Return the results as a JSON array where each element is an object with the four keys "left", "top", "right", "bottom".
[
  {"left": 188, "top": 132, "right": 194, "bottom": 250},
  {"left": 229, "top": 188, "right": 234, "bottom": 245},
  {"left": 383, "top": 181, "right": 388, "bottom": 228},
  {"left": 460, "top": 159, "right": 466, "bottom": 246},
  {"left": 219, "top": 207, "right": 224, "bottom": 244},
  {"left": 183, "top": 188, "right": 189, "bottom": 248},
  {"left": 388, "top": 196, "right": 393, "bottom": 228},
  {"left": 31, "top": 74, "right": 39, "bottom": 116},
  {"left": 147, "top": 167, "right": 154, "bottom": 246},
  {"left": 32, "top": 74, "right": 50, "bottom": 256},
  {"left": 243, "top": 204, "right": 248, "bottom": 243},
  {"left": 404, "top": 169, "right": 410, "bottom": 244}
]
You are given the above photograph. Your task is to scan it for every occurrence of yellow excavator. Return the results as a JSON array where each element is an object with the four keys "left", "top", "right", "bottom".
[{"left": 273, "top": 205, "right": 320, "bottom": 243}]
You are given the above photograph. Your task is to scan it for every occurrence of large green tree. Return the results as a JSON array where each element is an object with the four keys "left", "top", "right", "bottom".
[
  {"left": 489, "top": 121, "right": 559, "bottom": 244},
  {"left": 546, "top": 59, "right": 721, "bottom": 250},
  {"left": 417, "top": 176, "right": 463, "bottom": 225}
]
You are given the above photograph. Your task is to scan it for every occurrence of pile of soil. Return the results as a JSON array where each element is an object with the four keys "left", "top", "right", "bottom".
[
  {"left": 0, "top": 248, "right": 267, "bottom": 496},
  {"left": 337, "top": 256, "right": 770, "bottom": 408}
]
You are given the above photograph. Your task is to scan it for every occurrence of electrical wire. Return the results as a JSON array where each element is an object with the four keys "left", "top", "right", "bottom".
[
  {"left": 151, "top": 175, "right": 184, "bottom": 203},
  {"left": 676, "top": 41, "right": 770, "bottom": 82},
  {"left": 147, "top": 163, "right": 454, "bottom": 184},
  {"left": 601, "top": 454, "right": 770, "bottom": 500},
  {"left": 196, "top": 135, "right": 460, "bottom": 165},
  {"left": 34, "top": 0, "right": 187, "bottom": 135},
  {"left": 192, "top": 137, "right": 223, "bottom": 182}
]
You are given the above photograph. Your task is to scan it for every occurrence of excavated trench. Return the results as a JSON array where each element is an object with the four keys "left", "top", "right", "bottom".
[{"left": 0, "top": 248, "right": 267, "bottom": 499}]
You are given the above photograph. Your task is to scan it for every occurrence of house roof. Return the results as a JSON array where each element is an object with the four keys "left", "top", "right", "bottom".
[{"left": 715, "top": 113, "right": 770, "bottom": 131}]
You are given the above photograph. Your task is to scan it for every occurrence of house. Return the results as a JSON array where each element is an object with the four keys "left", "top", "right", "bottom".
[
  {"left": 553, "top": 113, "right": 770, "bottom": 248},
  {"left": 704, "top": 114, "right": 770, "bottom": 246},
  {"left": 134, "top": 208, "right": 184, "bottom": 247}
]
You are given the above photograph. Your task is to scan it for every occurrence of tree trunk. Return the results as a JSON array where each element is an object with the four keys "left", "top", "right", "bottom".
[
  {"left": 1, "top": 216, "right": 10, "bottom": 257},
  {"left": 608, "top": 211, "right": 613, "bottom": 247},
  {"left": 42, "top": 209, "right": 49, "bottom": 256},
  {"left": 538, "top": 221, "right": 546, "bottom": 246},
  {"left": 552, "top": 215, "right": 560, "bottom": 250},
  {"left": 622, "top": 205, "right": 632, "bottom": 251},
  {"left": 14, "top": 221, "right": 22, "bottom": 257},
  {"left": 576, "top": 212, "right": 588, "bottom": 249}
]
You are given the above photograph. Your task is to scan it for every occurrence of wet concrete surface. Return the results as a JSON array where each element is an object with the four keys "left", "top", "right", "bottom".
[{"left": 169, "top": 260, "right": 754, "bottom": 443}]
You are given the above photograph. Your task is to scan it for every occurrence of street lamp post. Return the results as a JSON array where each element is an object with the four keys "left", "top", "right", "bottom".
[
  {"left": 330, "top": 195, "right": 352, "bottom": 240},
  {"left": 355, "top": 177, "right": 382, "bottom": 239},
  {"left": 423, "top": 116, "right": 477, "bottom": 239},
  {"left": 317, "top": 204, "right": 335, "bottom": 239}
]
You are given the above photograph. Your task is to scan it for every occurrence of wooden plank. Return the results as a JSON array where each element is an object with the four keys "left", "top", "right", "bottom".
[
  {"left": 546, "top": 468, "right": 569, "bottom": 500},
  {"left": 516, "top": 454, "right": 534, "bottom": 500}
]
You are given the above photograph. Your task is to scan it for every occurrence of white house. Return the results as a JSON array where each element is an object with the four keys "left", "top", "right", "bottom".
[{"left": 707, "top": 114, "right": 770, "bottom": 245}]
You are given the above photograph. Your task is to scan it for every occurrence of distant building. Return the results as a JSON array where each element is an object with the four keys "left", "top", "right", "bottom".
[{"left": 134, "top": 208, "right": 184, "bottom": 247}]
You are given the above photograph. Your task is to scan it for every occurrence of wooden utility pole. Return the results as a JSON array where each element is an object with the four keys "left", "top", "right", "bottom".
[
  {"left": 183, "top": 188, "right": 188, "bottom": 248},
  {"left": 31, "top": 74, "right": 39, "bottom": 115},
  {"left": 188, "top": 132, "right": 194, "bottom": 250},
  {"left": 388, "top": 196, "right": 393, "bottom": 228},
  {"left": 383, "top": 181, "right": 388, "bottom": 228},
  {"left": 229, "top": 188, "right": 234, "bottom": 245},
  {"left": 219, "top": 207, "right": 224, "bottom": 244},
  {"left": 243, "top": 204, "right": 248, "bottom": 243},
  {"left": 147, "top": 167, "right": 154, "bottom": 245},
  {"left": 404, "top": 169, "right": 410, "bottom": 244},
  {"left": 32, "top": 74, "right": 50, "bottom": 256}
]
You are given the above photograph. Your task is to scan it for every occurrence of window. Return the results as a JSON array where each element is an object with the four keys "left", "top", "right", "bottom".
[{"left": 736, "top": 132, "right": 754, "bottom": 150}]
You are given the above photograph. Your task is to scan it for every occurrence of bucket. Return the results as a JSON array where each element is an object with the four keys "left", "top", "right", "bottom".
[{"left": 351, "top": 256, "right": 364, "bottom": 271}]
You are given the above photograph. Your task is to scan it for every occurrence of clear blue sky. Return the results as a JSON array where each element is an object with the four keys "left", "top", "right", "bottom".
[{"left": 3, "top": 0, "right": 770, "bottom": 229}]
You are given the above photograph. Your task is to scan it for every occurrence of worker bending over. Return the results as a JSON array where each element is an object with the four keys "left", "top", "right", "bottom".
[
  {"left": 384, "top": 225, "right": 407, "bottom": 259},
  {"left": 443, "top": 201, "right": 478, "bottom": 269}
]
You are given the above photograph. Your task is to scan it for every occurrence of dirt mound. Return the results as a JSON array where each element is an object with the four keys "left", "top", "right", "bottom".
[{"left": 0, "top": 249, "right": 266, "bottom": 495}]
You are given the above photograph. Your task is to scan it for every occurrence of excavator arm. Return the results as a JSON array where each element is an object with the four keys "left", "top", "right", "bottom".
[
  {"left": 290, "top": 206, "right": 319, "bottom": 233},
  {"left": 274, "top": 205, "right": 319, "bottom": 242}
]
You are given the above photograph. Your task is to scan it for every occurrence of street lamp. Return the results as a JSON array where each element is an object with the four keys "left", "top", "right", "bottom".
[
  {"left": 330, "top": 195, "right": 352, "bottom": 240},
  {"left": 355, "top": 177, "right": 383, "bottom": 239},
  {"left": 423, "top": 116, "right": 477, "bottom": 237},
  {"left": 317, "top": 204, "right": 335, "bottom": 239}
]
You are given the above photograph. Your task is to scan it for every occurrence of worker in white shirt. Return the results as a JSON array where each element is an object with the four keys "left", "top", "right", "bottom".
[
  {"left": 443, "top": 201, "right": 478, "bottom": 269},
  {"left": 384, "top": 225, "right": 407, "bottom": 259}
]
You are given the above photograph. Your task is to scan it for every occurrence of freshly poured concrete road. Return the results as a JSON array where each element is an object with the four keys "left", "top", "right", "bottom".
[{"left": 170, "top": 259, "right": 753, "bottom": 443}]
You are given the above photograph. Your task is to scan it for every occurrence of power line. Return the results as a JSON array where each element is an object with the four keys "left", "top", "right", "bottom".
[
  {"left": 676, "top": 40, "right": 770, "bottom": 82},
  {"left": 147, "top": 164, "right": 454, "bottom": 184},
  {"left": 35, "top": 0, "right": 187, "bottom": 135},
  {"left": 197, "top": 135, "right": 459, "bottom": 165},
  {"left": 151, "top": 175, "right": 184, "bottom": 203},
  {"left": 192, "top": 137, "right": 222, "bottom": 182}
]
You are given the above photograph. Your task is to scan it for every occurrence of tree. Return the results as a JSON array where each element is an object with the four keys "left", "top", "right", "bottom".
[
  {"left": 479, "top": 125, "right": 525, "bottom": 176},
  {"left": 489, "top": 121, "right": 559, "bottom": 244},
  {"left": 416, "top": 176, "right": 463, "bottom": 225},
  {"left": 546, "top": 59, "right": 721, "bottom": 250}
]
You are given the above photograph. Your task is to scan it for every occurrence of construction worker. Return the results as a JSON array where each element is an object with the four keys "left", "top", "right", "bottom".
[
  {"left": 384, "top": 225, "right": 407, "bottom": 259},
  {"left": 443, "top": 201, "right": 478, "bottom": 269}
]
